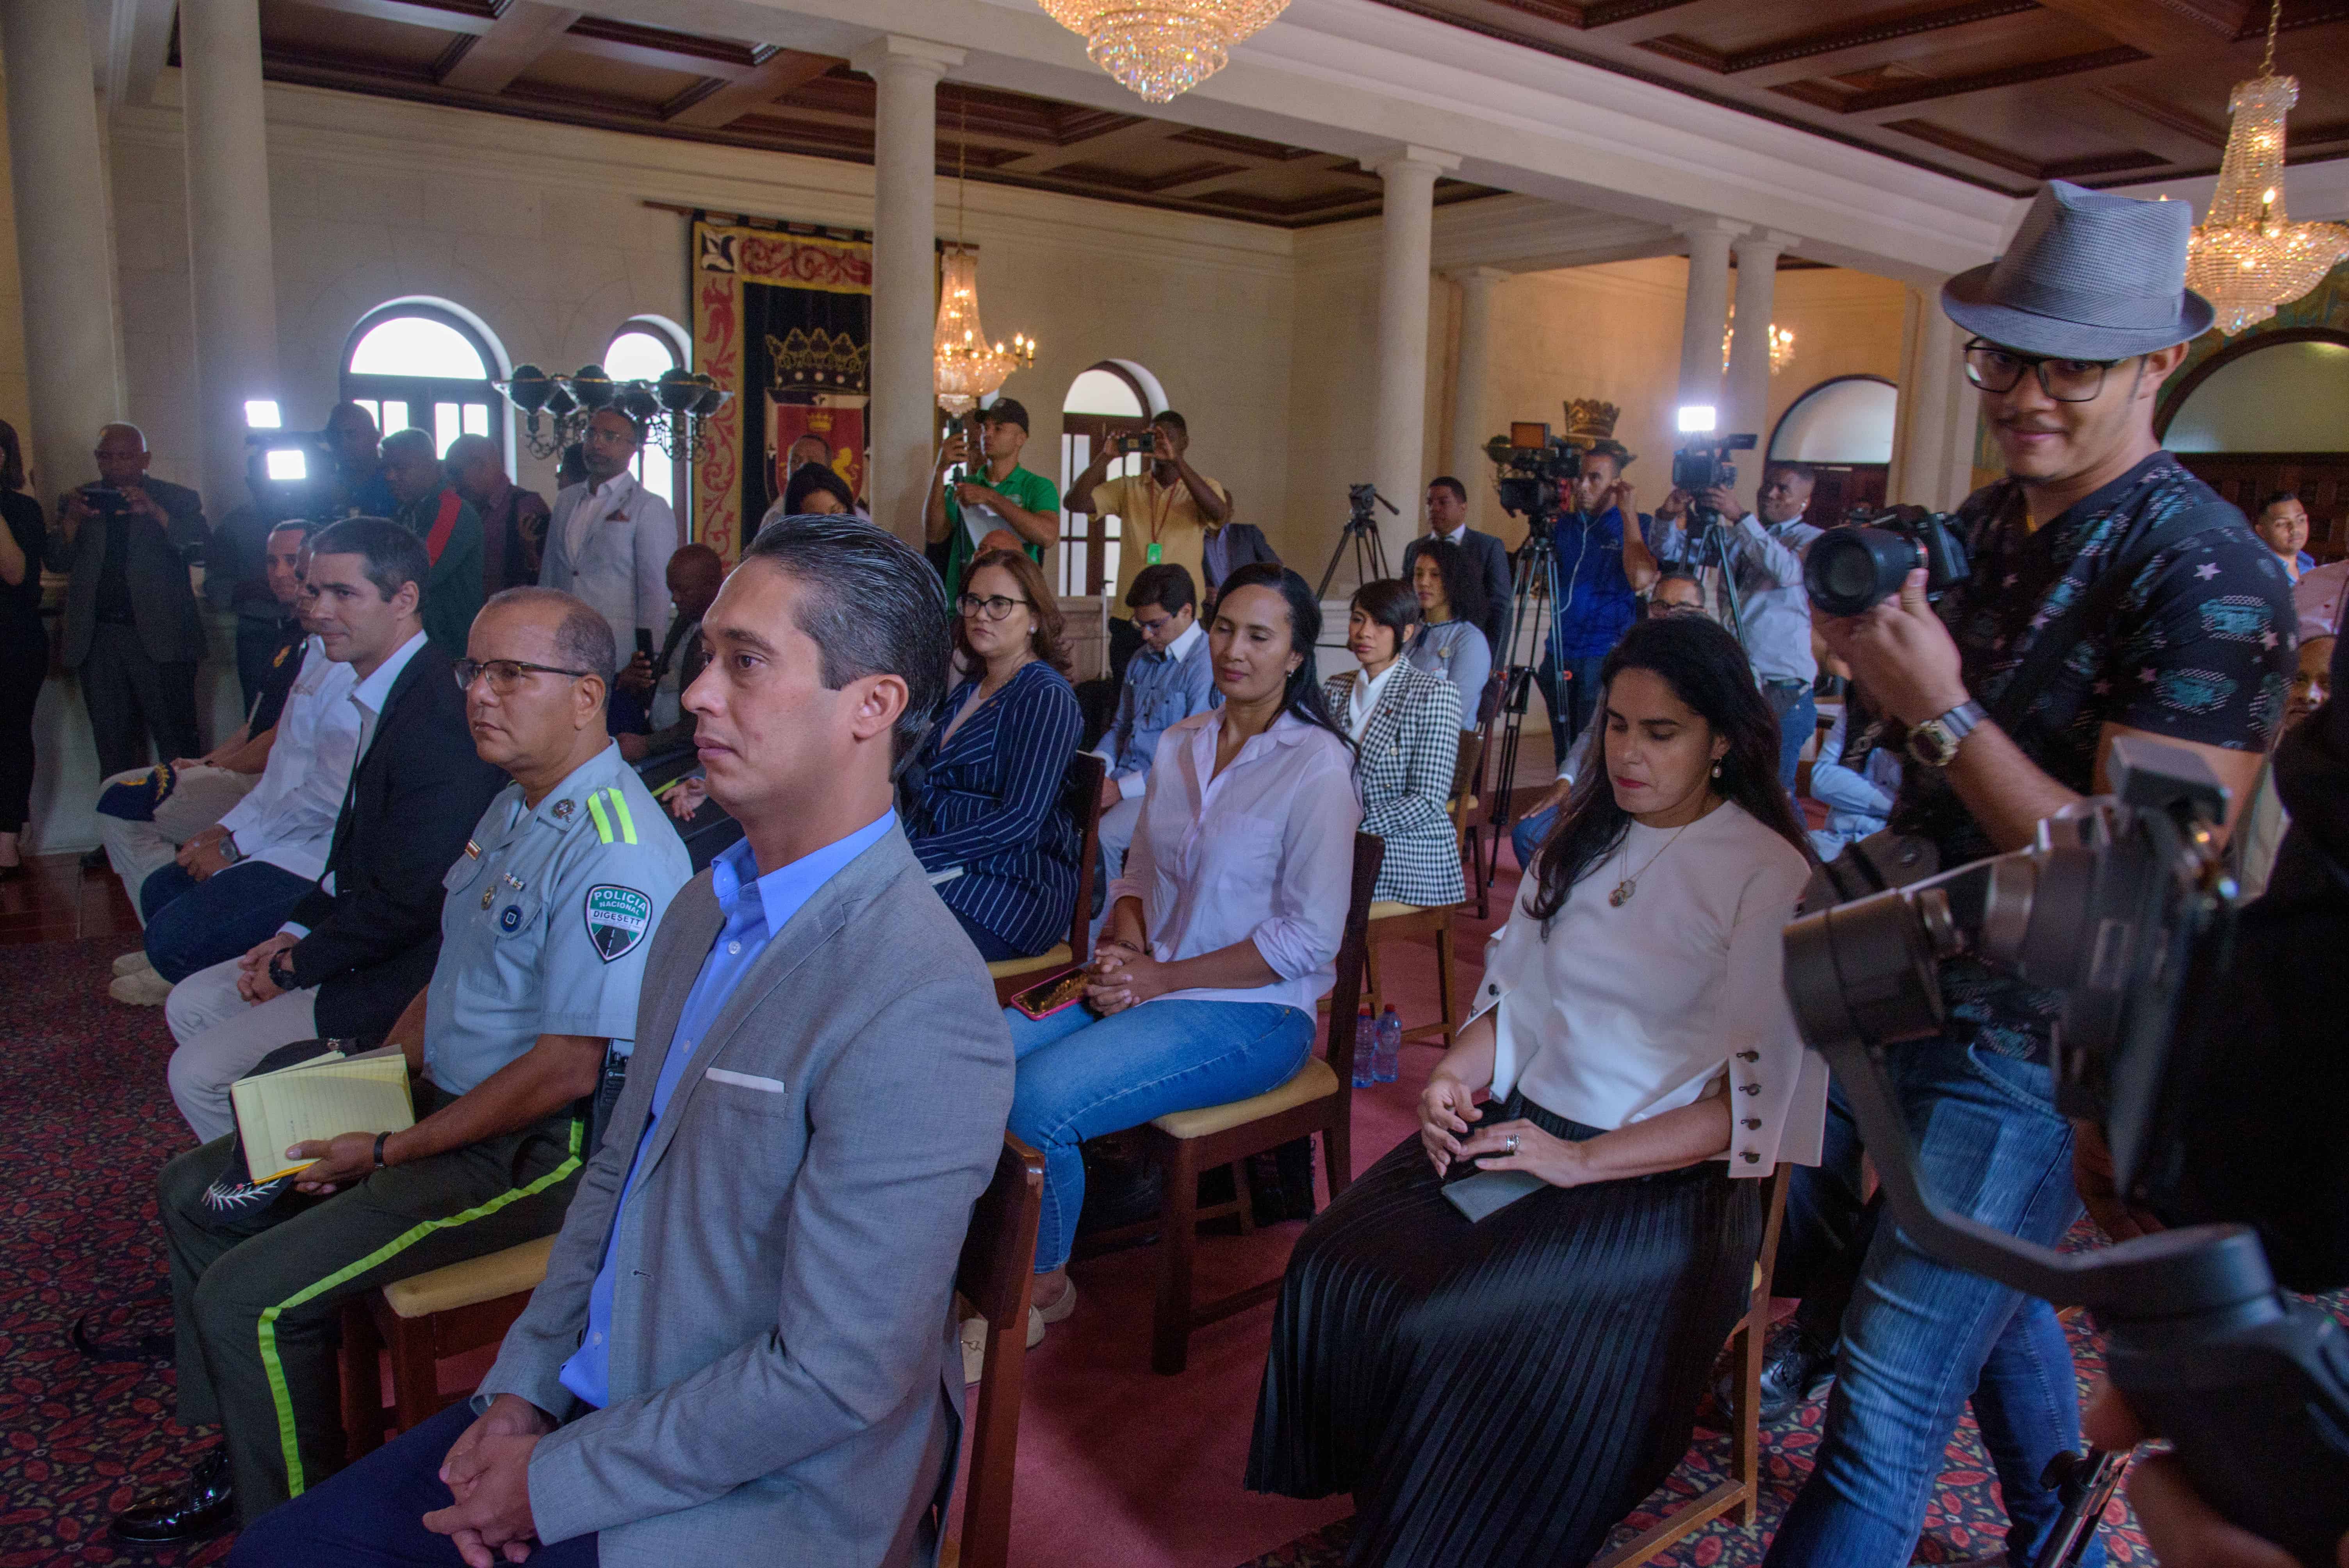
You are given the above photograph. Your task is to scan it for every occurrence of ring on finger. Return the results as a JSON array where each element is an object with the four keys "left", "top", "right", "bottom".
[{"left": 1504, "top": 1133, "right": 1519, "bottom": 1156}]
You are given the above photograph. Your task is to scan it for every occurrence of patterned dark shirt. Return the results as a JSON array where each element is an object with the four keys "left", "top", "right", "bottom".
[{"left": 1892, "top": 450, "right": 2296, "bottom": 1062}]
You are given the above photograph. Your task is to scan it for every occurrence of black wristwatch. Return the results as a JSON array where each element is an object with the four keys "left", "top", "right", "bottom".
[
  {"left": 268, "top": 950, "right": 299, "bottom": 993},
  {"left": 216, "top": 832, "right": 243, "bottom": 866}
]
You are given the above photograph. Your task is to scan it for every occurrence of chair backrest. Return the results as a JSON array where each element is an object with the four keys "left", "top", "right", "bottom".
[
  {"left": 957, "top": 1133, "right": 1046, "bottom": 1337},
  {"left": 1062, "top": 751, "right": 1108, "bottom": 965},
  {"left": 1447, "top": 729, "right": 1485, "bottom": 816},
  {"left": 1322, "top": 832, "right": 1387, "bottom": 1090}
]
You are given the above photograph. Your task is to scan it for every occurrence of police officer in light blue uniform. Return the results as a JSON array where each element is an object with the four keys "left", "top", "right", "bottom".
[{"left": 133, "top": 588, "right": 691, "bottom": 1543}]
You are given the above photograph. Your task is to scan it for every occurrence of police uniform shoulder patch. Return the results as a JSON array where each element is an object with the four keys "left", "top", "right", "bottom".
[{"left": 584, "top": 885, "right": 652, "bottom": 962}]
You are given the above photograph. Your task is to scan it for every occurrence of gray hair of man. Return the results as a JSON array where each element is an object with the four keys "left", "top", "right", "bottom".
[
  {"left": 739, "top": 511, "right": 951, "bottom": 773},
  {"left": 481, "top": 586, "right": 617, "bottom": 706},
  {"left": 380, "top": 427, "right": 436, "bottom": 460}
]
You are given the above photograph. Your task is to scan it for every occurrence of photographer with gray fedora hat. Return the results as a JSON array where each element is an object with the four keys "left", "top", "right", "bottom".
[{"left": 1762, "top": 181, "right": 2297, "bottom": 1568}]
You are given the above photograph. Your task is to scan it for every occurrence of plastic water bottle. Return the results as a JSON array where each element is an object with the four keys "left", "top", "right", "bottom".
[
  {"left": 1374, "top": 1006, "right": 1403, "bottom": 1083},
  {"left": 1351, "top": 1008, "right": 1376, "bottom": 1087}
]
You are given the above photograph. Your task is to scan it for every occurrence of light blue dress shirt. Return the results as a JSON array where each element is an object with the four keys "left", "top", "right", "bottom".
[
  {"left": 1103, "top": 620, "right": 1215, "bottom": 800},
  {"left": 557, "top": 811, "right": 898, "bottom": 1410}
]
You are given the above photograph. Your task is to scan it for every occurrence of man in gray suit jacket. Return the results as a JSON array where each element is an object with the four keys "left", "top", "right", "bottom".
[
  {"left": 230, "top": 516, "right": 1016, "bottom": 1568},
  {"left": 47, "top": 422, "right": 210, "bottom": 775}
]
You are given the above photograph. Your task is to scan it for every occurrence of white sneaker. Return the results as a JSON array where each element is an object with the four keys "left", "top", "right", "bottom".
[
  {"left": 113, "top": 949, "right": 155, "bottom": 976},
  {"left": 958, "top": 1306, "right": 1049, "bottom": 1384},
  {"left": 109, "top": 969, "right": 174, "bottom": 1006}
]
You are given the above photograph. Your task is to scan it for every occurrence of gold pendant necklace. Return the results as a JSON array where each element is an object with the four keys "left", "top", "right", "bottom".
[{"left": 1609, "top": 818, "right": 1697, "bottom": 907}]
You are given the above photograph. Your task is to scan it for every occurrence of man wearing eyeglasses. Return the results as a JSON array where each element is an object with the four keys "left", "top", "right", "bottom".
[
  {"left": 1762, "top": 184, "right": 2297, "bottom": 1568},
  {"left": 119, "top": 581, "right": 688, "bottom": 1547}
]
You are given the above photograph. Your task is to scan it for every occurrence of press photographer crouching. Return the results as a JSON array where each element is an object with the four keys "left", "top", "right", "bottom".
[{"left": 1761, "top": 181, "right": 2298, "bottom": 1568}]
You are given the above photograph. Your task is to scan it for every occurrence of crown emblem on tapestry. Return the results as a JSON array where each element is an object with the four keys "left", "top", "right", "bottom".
[
  {"left": 1561, "top": 399, "right": 1622, "bottom": 448},
  {"left": 766, "top": 329, "right": 870, "bottom": 396}
]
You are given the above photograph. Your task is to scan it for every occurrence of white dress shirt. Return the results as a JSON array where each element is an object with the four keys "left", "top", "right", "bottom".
[
  {"left": 541, "top": 470, "right": 679, "bottom": 667},
  {"left": 1345, "top": 658, "right": 1400, "bottom": 741},
  {"left": 1467, "top": 799, "right": 1826, "bottom": 1175},
  {"left": 214, "top": 639, "right": 360, "bottom": 881},
  {"left": 1109, "top": 709, "right": 1363, "bottom": 1011}
]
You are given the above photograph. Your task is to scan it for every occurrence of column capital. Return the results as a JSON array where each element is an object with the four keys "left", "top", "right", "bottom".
[
  {"left": 849, "top": 34, "right": 965, "bottom": 78},
  {"left": 1445, "top": 265, "right": 1512, "bottom": 288},
  {"left": 1369, "top": 144, "right": 1461, "bottom": 179},
  {"left": 1674, "top": 215, "right": 1751, "bottom": 245},
  {"left": 1733, "top": 229, "right": 1802, "bottom": 261}
]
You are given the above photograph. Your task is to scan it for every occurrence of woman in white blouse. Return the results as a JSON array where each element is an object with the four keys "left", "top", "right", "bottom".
[
  {"left": 1005, "top": 563, "right": 1363, "bottom": 1336},
  {"left": 1248, "top": 613, "right": 1823, "bottom": 1568}
]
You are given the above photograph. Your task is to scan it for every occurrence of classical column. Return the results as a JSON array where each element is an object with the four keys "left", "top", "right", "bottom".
[
  {"left": 1446, "top": 266, "right": 1508, "bottom": 529},
  {"left": 1891, "top": 284, "right": 1971, "bottom": 509},
  {"left": 181, "top": 0, "right": 282, "bottom": 519},
  {"left": 0, "top": 0, "right": 125, "bottom": 497},
  {"left": 1725, "top": 230, "right": 1798, "bottom": 465},
  {"left": 1675, "top": 217, "right": 1748, "bottom": 425},
  {"left": 852, "top": 36, "right": 962, "bottom": 550},
  {"left": 1370, "top": 146, "right": 1458, "bottom": 567}
]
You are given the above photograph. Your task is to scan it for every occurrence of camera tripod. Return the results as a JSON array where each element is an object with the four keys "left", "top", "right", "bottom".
[
  {"left": 1470, "top": 519, "right": 1564, "bottom": 915},
  {"left": 1314, "top": 485, "right": 1400, "bottom": 599},
  {"left": 1676, "top": 501, "right": 1752, "bottom": 658}
]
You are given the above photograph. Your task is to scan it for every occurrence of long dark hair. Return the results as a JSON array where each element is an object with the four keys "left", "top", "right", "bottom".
[
  {"left": 1527, "top": 616, "right": 1813, "bottom": 921},
  {"left": 1217, "top": 561, "right": 1353, "bottom": 753},
  {"left": 1414, "top": 538, "right": 1488, "bottom": 634}
]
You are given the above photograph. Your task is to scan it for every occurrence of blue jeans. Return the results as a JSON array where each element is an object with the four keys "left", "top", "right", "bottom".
[
  {"left": 1763, "top": 679, "right": 1815, "bottom": 794},
  {"left": 1511, "top": 802, "right": 1558, "bottom": 874},
  {"left": 1763, "top": 1035, "right": 2098, "bottom": 1568},
  {"left": 227, "top": 1402, "right": 597, "bottom": 1567},
  {"left": 140, "top": 859, "right": 314, "bottom": 983},
  {"left": 1005, "top": 999, "right": 1315, "bottom": 1273}
]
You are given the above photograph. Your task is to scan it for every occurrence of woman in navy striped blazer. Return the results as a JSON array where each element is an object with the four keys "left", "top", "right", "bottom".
[{"left": 905, "top": 548, "right": 1084, "bottom": 960}]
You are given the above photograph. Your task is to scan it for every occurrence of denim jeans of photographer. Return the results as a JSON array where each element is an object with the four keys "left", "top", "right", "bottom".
[
  {"left": 1535, "top": 651, "right": 1608, "bottom": 768},
  {"left": 1762, "top": 678, "right": 1816, "bottom": 795},
  {"left": 1763, "top": 1033, "right": 2098, "bottom": 1568}
]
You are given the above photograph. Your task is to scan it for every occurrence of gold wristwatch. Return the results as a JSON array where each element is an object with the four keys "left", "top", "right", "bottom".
[{"left": 1907, "top": 699, "right": 1986, "bottom": 769}]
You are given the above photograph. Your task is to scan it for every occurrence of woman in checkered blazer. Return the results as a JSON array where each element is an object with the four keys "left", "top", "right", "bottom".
[{"left": 1326, "top": 579, "right": 1465, "bottom": 909}]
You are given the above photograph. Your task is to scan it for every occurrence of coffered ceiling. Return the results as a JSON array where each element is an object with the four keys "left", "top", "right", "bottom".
[
  {"left": 1367, "top": 0, "right": 2349, "bottom": 193},
  {"left": 238, "top": 0, "right": 1505, "bottom": 227}
]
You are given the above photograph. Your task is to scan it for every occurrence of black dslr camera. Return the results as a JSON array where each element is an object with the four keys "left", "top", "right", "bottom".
[
  {"left": 1482, "top": 422, "right": 1582, "bottom": 524},
  {"left": 1805, "top": 503, "right": 1970, "bottom": 617},
  {"left": 1668, "top": 432, "right": 1756, "bottom": 496},
  {"left": 1784, "top": 738, "right": 2349, "bottom": 1565}
]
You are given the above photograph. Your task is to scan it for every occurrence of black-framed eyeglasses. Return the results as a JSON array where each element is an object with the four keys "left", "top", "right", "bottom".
[
  {"left": 454, "top": 658, "right": 595, "bottom": 693},
  {"left": 956, "top": 593, "right": 1033, "bottom": 621},
  {"left": 1962, "top": 339, "right": 2137, "bottom": 403}
]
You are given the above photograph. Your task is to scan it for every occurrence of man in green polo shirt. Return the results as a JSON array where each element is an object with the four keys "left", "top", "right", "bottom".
[{"left": 923, "top": 397, "right": 1060, "bottom": 599}]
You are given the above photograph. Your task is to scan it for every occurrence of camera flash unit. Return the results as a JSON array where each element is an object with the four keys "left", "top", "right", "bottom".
[
  {"left": 1676, "top": 404, "right": 1718, "bottom": 434},
  {"left": 264, "top": 448, "right": 308, "bottom": 483},
  {"left": 244, "top": 400, "right": 283, "bottom": 430}
]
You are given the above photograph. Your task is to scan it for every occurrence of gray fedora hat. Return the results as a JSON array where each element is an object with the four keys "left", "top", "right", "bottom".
[{"left": 1943, "top": 180, "right": 2214, "bottom": 359}]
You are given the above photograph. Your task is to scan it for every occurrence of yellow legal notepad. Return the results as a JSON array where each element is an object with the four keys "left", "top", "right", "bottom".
[{"left": 229, "top": 1047, "right": 415, "bottom": 1185}]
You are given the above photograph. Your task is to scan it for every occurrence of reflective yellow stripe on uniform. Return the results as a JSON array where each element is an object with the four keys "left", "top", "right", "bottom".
[
  {"left": 604, "top": 788, "right": 638, "bottom": 845},
  {"left": 585, "top": 792, "right": 615, "bottom": 845},
  {"left": 256, "top": 1118, "right": 586, "bottom": 1496}
]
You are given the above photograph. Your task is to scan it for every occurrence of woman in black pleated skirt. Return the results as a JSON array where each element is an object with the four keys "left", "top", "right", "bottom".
[{"left": 1248, "top": 617, "right": 1826, "bottom": 1567}]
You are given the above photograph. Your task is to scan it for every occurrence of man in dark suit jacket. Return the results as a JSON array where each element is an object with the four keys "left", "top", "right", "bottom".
[
  {"left": 162, "top": 516, "right": 504, "bottom": 1140},
  {"left": 1401, "top": 475, "right": 1513, "bottom": 658},
  {"left": 46, "top": 422, "right": 209, "bottom": 775}
]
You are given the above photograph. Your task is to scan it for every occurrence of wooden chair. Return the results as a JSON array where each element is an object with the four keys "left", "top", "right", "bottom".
[
  {"left": 1590, "top": 1161, "right": 1794, "bottom": 1568},
  {"left": 339, "top": 1135, "right": 1049, "bottom": 1568},
  {"left": 987, "top": 752, "right": 1110, "bottom": 1007},
  {"left": 1120, "top": 831, "right": 1383, "bottom": 1375},
  {"left": 949, "top": 1134, "right": 1046, "bottom": 1568},
  {"left": 1361, "top": 730, "right": 1484, "bottom": 1048}
]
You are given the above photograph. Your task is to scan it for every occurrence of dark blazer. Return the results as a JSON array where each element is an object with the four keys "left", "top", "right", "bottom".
[
  {"left": 1205, "top": 522, "right": 1281, "bottom": 592},
  {"left": 1404, "top": 528, "right": 1513, "bottom": 660},
  {"left": 904, "top": 659, "right": 1082, "bottom": 957},
  {"left": 45, "top": 477, "right": 208, "bottom": 667},
  {"left": 282, "top": 637, "right": 505, "bottom": 1040}
]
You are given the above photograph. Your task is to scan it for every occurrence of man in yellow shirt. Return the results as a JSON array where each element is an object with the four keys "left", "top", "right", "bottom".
[{"left": 1066, "top": 410, "right": 1233, "bottom": 611}]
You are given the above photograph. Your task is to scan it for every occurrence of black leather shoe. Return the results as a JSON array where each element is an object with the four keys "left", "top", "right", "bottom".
[
  {"left": 110, "top": 1448, "right": 233, "bottom": 1548},
  {"left": 1731, "top": 1323, "right": 1836, "bottom": 1424}
]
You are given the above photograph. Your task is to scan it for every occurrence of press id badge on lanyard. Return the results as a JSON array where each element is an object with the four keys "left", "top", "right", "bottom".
[{"left": 1146, "top": 543, "right": 1163, "bottom": 563}]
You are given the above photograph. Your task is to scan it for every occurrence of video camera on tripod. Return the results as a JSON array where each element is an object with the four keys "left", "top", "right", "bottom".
[
  {"left": 1784, "top": 738, "right": 2349, "bottom": 1566},
  {"left": 1668, "top": 430, "right": 1756, "bottom": 499},
  {"left": 1481, "top": 422, "right": 1583, "bottom": 524}
]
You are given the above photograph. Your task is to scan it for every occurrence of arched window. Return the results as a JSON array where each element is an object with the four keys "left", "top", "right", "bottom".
[
  {"left": 341, "top": 300, "right": 507, "bottom": 461},
  {"left": 604, "top": 316, "right": 691, "bottom": 511},
  {"left": 1059, "top": 360, "right": 1159, "bottom": 597},
  {"left": 1770, "top": 375, "right": 1897, "bottom": 520}
]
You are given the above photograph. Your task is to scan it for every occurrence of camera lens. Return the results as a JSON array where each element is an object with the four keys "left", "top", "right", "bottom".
[{"left": 1805, "top": 527, "right": 1923, "bottom": 617}]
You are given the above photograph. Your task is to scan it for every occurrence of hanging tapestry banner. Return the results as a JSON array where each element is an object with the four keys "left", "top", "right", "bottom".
[{"left": 690, "top": 217, "right": 872, "bottom": 562}]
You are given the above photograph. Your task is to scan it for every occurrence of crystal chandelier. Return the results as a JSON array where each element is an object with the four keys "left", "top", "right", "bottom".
[
  {"left": 1038, "top": 0, "right": 1290, "bottom": 103},
  {"left": 2183, "top": 0, "right": 2349, "bottom": 335},
  {"left": 495, "top": 364, "right": 729, "bottom": 460},
  {"left": 936, "top": 99, "right": 1035, "bottom": 417},
  {"left": 1722, "top": 304, "right": 1794, "bottom": 376}
]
